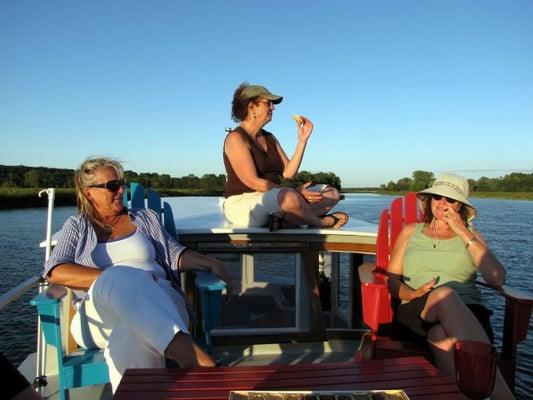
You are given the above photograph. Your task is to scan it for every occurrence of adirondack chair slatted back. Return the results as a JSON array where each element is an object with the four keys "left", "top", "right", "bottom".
[
  {"left": 361, "top": 193, "right": 420, "bottom": 338},
  {"left": 404, "top": 192, "right": 419, "bottom": 224},
  {"left": 128, "top": 183, "right": 177, "bottom": 240},
  {"left": 375, "top": 210, "right": 390, "bottom": 269},
  {"left": 130, "top": 182, "right": 146, "bottom": 210},
  {"left": 375, "top": 193, "right": 420, "bottom": 270}
]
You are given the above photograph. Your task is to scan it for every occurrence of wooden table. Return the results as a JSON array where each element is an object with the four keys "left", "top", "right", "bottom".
[{"left": 113, "top": 356, "right": 467, "bottom": 400}]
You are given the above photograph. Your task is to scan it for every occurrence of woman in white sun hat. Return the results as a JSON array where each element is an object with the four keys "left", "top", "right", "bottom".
[{"left": 387, "top": 173, "right": 514, "bottom": 400}]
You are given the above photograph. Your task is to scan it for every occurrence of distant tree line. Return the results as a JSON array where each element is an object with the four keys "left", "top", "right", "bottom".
[
  {"left": 0, "top": 165, "right": 342, "bottom": 192},
  {"left": 282, "top": 171, "right": 341, "bottom": 190},
  {"left": 380, "top": 170, "right": 533, "bottom": 192},
  {"left": 0, "top": 165, "right": 75, "bottom": 188}
]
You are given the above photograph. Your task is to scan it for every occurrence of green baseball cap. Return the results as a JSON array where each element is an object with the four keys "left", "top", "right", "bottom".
[{"left": 241, "top": 85, "right": 283, "bottom": 104}]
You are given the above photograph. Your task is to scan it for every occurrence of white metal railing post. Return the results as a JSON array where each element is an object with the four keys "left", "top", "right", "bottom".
[
  {"left": 34, "top": 188, "right": 56, "bottom": 392},
  {"left": 39, "top": 188, "right": 55, "bottom": 261}
]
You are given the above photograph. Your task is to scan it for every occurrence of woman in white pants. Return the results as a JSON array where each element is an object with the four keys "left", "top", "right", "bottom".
[{"left": 44, "top": 157, "right": 233, "bottom": 391}]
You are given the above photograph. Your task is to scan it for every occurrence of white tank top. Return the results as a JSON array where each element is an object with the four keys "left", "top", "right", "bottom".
[{"left": 92, "top": 230, "right": 168, "bottom": 282}]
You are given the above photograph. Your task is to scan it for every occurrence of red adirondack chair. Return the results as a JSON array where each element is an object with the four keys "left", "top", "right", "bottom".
[{"left": 356, "top": 193, "right": 533, "bottom": 391}]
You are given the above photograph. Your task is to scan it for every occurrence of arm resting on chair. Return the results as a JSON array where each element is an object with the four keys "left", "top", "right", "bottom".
[{"left": 31, "top": 284, "right": 68, "bottom": 306}]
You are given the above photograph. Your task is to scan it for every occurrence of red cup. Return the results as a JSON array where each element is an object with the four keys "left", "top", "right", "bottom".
[{"left": 454, "top": 340, "right": 497, "bottom": 400}]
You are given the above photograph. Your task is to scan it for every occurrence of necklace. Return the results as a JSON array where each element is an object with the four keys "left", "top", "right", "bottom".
[
  {"left": 100, "top": 212, "right": 123, "bottom": 237},
  {"left": 430, "top": 220, "right": 439, "bottom": 248}
]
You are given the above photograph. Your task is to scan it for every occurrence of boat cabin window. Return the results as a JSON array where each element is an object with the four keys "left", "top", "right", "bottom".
[{"left": 207, "top": 252, "right": 309, "bottom": 333}]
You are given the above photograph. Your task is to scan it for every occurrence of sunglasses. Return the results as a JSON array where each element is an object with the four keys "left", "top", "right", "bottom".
[
  {"left": 257, "top": 99, "right": 273, "bottom": 107},
  {"left": 87, "top": 179, "right": 126, "bottom": 193},
  {"left": 431, "top": 194, "right": 457, "bottom": 204}
]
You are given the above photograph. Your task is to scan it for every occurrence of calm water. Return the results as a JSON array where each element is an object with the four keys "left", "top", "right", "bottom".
[{"left": 1, "top": 194, "right": 532, "bottom": 398}]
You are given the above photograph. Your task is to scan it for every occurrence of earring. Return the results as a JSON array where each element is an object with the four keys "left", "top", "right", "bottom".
[{"left": 253, "top": 113, "right": 256, "bottom": 119}]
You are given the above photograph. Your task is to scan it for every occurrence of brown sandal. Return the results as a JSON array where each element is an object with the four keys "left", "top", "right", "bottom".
[
  {"left": 321, "top": 211, "right": 349, "bottom": 229},
  {"left": 267, "top": 214, "right": 284, "bottom": 232}
]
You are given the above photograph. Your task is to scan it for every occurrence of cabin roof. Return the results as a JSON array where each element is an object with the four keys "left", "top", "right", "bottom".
[{"left": 167, "top": 197, "right": 377, "bottom": 236}]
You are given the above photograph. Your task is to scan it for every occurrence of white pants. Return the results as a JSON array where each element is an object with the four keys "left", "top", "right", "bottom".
[{"left": 70, "top": 266, "right": 190, "bottom": 392}]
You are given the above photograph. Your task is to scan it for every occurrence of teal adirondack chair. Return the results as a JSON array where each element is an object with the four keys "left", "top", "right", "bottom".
[{"left": 31, "top": 286, "right": 109, "bottom": 400}]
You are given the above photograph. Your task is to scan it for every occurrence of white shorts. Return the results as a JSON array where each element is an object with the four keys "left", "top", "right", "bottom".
[{"left": 222, "top": 188, "right": 283, "bottom": 227}]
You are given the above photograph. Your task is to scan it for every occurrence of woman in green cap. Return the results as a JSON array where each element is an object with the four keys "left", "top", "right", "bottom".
[{"left": 222, "top": 82, "right": 349, "bottom": 230}]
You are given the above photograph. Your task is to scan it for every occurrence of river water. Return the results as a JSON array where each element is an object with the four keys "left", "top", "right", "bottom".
[{"left": 1, "top": 194, "right": 532, "bottom": 398}]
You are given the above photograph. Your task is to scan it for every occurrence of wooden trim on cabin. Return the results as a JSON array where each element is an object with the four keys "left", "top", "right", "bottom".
[{"left": 179, "top": 233, "right": 377, "bottom": 255}]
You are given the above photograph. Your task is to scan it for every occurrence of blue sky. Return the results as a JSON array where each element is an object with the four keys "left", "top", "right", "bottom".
[{"left": 1, "top": 1, "right": 532, "bottom": 187}]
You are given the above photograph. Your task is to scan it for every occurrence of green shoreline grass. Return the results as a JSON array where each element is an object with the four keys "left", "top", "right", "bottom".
[
  {"left": 343, "top": 189, "right": 533, "bottom": 201},
  {"left": 0, "top": 188, "right": 224, "bottom": 209},
  {"left": 1, "top": 187, "right": 532, "bottom": 210}
]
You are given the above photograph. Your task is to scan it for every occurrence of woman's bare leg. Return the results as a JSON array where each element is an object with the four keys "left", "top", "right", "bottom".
[
  {"left": 164, "top": 332, "right": 215, "bottom": 368},
  {"left": 423, "top": 287, "right": 515, "bottom": 400},
  {"left": 277, "top": 189, "right": 323, "bottom": 226},
  {"left": 277, "top": 189, "right": 344, "bottom": 228}
]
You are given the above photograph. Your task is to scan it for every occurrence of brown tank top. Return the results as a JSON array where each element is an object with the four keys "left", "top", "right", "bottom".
[{"left": 223, "top": 127, "right": 284, "bottom": 197}]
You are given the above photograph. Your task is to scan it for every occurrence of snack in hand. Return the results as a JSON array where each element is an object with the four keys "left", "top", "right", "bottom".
[{"left": 292, "top": 115, "right": 304, "bottom": 125}]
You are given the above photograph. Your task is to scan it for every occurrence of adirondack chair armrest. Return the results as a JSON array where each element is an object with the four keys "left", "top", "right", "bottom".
[
  {"left": 476, "top": 279, "right": 533, "bottom": 343},
  {"left": 194, "top": 271, "right": 226, "bottom": 349},
  {"left": 476, "top": 280, "right": 533, "bottom": 303},
  {"left": 195, "top": 271, "right": 226, "bottom": 291},
  {"left": 358, "top": 263, "right": 393, "bottom": 338},
  {"left": 30, "top": 284, "right": 68, "bottom": 307},
  {"left": 475, "top": 278, "right": 533, "bottom": 389}
]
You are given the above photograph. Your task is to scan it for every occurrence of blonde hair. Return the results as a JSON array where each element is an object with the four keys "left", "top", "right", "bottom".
[{"left": 74, "top": 157, "right": 124, "bottom": 228}]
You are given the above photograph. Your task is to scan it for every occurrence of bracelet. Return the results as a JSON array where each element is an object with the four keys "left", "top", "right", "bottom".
[{"left": 465, "top": 237, "right": 477, "bottom": 248}]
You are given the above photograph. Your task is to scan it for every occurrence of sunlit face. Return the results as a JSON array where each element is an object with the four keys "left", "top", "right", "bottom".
[
  {"left": 83, "top": 166, "right": 124, "bottom": 217},
  {"left": 250, "top": 97, "right": 274, "bottom": 124},
  {"left": 430, "top": 194, "right": 461, "bottom": 220}
]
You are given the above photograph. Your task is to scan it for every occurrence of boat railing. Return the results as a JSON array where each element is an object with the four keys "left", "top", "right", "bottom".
[
  {"left": 0, "top": 275, "right": 49, "bottom": 393},
  {"left": 0, "top": 275, "right": 42, "bottom": 310}
]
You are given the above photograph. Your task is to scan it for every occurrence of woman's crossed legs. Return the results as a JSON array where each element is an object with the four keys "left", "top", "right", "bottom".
[
  {"left": 421, "top": 286, "right": 514, "bottom": 400},
  {"left": 277, "top": 187, "right": 347, "bottom": 228}
]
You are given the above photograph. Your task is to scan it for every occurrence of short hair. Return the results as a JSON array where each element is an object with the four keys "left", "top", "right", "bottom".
[
  {"left": 231, "top": 82, "right": 261, "bottom": 122},
  {"left": 74, "top": 156, "right": 124, "bottom": 228}
]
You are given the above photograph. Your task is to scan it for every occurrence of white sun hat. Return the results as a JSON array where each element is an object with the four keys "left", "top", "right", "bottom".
[{"left": 417, "top": 173, "right": 477, "bottom": 223}]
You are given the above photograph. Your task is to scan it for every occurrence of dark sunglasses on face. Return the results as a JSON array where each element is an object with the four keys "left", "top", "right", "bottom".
[
  {"left": 87, "top": 179, "right": 126, "bottom": 192},
  {"left": 257, "top": 100, "right": 273, "bottom": 107},
  {"left": 431, "top": 194, "right": 457, "bottom": 204}
]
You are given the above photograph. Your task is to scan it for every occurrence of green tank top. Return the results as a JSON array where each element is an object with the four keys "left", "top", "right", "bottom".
[{"left": 402, "top": 223, "right": 481, "bottom": 305}]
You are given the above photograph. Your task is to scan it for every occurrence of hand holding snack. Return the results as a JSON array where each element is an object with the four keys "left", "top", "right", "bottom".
[
  {"left": 298, "top": 181, "right": 323, "bottom": 204},
  {"left": 292, "top": 115, "right": 313, "bottom": 142},
  {"left": 292, "top": 114, "right": 304, "bottom": 126}
]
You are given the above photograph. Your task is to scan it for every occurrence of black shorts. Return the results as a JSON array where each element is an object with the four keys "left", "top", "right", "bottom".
[{"left": 396, "top": 291, "right": 494, "bottom": 343}]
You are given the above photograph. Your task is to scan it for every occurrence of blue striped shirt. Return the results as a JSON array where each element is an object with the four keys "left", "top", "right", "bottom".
[{"left": 43, "top": 208, "right": 188, "bottom": 301}]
